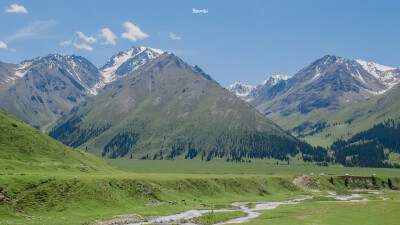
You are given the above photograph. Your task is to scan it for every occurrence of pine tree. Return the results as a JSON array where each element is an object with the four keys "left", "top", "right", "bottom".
[{"left": 388, "top": 178, "right": 393, "bottom": 189}]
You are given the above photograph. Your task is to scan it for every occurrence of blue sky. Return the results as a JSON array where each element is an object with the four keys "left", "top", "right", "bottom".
[{"left": 0, "top": 0, "right": 399, "bottom": 87}]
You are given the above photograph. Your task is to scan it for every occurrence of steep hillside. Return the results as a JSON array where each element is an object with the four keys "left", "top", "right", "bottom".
[
  {"left": 274, "top": 82, "right": 400, "bottom": 147},
  {"left": 50, "top": 53, "right": 327, "bottom": 162},
  {"left": 0, "top": 54, "right": 101, "bottom": 131},
  {"left": 0, "top": 110, "right": 118, "bottom": 173}
]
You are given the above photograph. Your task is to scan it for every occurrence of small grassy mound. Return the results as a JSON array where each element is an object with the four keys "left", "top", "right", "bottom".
[{"left": 193, "top": 211, "right": 247, "bottom": 224}]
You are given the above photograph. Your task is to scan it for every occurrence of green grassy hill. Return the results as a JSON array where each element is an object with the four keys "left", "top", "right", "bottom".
[{"left": 0, "top": 110, "right": 119, "bottom": 173}]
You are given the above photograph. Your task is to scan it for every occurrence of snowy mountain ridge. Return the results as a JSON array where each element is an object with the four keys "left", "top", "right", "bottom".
[
  {"left": 228, "top": 57, "right": 399, "bottom": 104},
  {"left": 94, "top": 46, "right": 165, "bottom": 93},
  {"left": 227, "top": 74, "right": 291, "bottom": 101},
  {"left": 227, "top": 82, "right": 255, "bottom": 98}
]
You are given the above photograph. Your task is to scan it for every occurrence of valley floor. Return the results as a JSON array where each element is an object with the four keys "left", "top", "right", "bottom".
[
  {"left": 0, "top": 161, "right": 399, "bottom": 224},
  {"left": 109, "top": 159, "right": 400, "bottom": 176}
]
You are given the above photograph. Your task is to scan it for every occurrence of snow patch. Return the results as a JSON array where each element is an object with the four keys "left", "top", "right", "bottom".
[
  {"left": 310, "top": 67, "right": 322, "bottom": 82},
  {"left": 14, "top": 61, "right": 32, "bottom": 77},
  {"left": 355, "top": 69, "right": 366, "bottom": 84},
  {"left": 356, "top": 59, "right": 396, "bottom": 75},
  {"left": 147, "top": 47, "right": 164, "bottom": 55},
  {"left": 355, "top": 59, "right": 400, "bottom": 94}
]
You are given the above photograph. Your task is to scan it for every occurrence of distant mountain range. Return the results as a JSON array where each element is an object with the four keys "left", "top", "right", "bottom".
[
  {"left": 2, "top": 48, "right": 400, "bottom": 167},
  {"left": 227, "top": 74, "right": 290, "bottom": 102},
  {"left": 0, "top": 46, "right": 327, "bottom": 163},
  {"left": 0, "top": 47, "right": 163, "bottom": 131},
  {"left": 228, "top": 55, "right": 400, "bottom": 146}
]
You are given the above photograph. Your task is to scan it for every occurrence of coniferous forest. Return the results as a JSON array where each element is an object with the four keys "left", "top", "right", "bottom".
[{"left": 331, "top": 119, "right": 400, "bottom": 168}]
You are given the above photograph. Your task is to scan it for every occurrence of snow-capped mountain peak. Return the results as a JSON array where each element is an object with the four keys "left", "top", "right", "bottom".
[
  {"left": 9, "top": 54, "right": 101, "bottom": 96},
  {"left": 227, "top": 75, "right": 291, "bottom": 101},
  {"left": 355, "top": 59, "right": 399, "bottom": 91},
  {"left": 95, "top": 46, "right": 165, "bottom": 92},
  {"left": 261, "top": 74, "right": 290, "bottom": 86},
  {"left": 227, "top": 82, "right": 255, "bottom": 98},
  {"left": 355, "top": 59, "right": 396, "bottom": 74},
  {"left": 142, "top": 46, "right": 164, "bottom": 55}
]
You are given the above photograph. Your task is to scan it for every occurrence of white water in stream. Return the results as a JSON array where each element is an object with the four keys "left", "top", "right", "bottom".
[
  {"left": 127, "top": 192, "right": 385, "bottom": 224},
  {"left": 128, "top": 196, "right": 312, "bottom": 225}
]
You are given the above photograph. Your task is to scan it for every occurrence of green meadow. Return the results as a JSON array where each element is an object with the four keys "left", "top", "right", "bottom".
[
  {"left": 109, "top": 158, "right": 400, "bottom": 177},
  {"left": 252, "top": 191, "right": 400, "bottom": 225},
  {"left": 1, "top": 161, "right": 400, "bottom": 225}
]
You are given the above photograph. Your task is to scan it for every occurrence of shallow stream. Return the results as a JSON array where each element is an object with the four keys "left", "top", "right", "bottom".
[
  {"left": 128, "top": 196, "right": 312, "bottom": 225},
  {"left": 128, "top": 192, "right": 382, "bottom": 225}
]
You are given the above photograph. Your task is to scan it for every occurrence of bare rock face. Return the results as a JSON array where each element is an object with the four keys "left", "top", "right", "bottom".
[{"left": 292, "top": 175, "right": 312, "bottom": 187}]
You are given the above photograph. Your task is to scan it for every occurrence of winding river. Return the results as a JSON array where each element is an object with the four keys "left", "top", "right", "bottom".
[
  {"left": 128, "top": 196, "right": 313, "bottom": 225},
  {"left": 127, "top": 192, "right": 380, "bottom": 224}
]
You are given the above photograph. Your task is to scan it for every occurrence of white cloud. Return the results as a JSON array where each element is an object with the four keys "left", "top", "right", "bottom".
[
  {"left": 76, "top": 31, "right": 97, "bottom": 43},
  {"left": 99, "top": 28, "right": 117, "bottom": 45},
  {"left": 5, "top": 4, "right": 28, "bottom": 13},
  {"left": 0, "top": 41, "right": 7, "bottom": 49},
  {"left": 7, "top": 20, "right": 56, "bottom": 42},
  {"left": 73, "top": 42, "right": 93, "bottom": 51},
  {"left": 169, "top": 32, "right": 181, "bottom": 40},
  {"left": 59, "top": 40, "right": 72, "bottom": 46},
  {"left": 121, "top": 22, "right": 148, "bottom": 42}
]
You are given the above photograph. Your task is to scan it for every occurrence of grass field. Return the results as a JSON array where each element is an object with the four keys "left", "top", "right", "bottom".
[
  {"left": 253, "top": 191, "right": 400, "bottom": 224},
  {"left": 108, "top": 159, "right": 400, "bottom": 177},
  {"left": 0, "top": 172, "right": 305, "bottom": 225},
  {"left": 193, "top": 211, "right": 247, "bottom": 224},
  {"left": 1, "top": 159, "right": 400, "bottom": 224}
]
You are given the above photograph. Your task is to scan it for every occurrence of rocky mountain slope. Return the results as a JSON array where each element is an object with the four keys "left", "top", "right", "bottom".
[
  {"left": 228, "top": 55, "right": 400, "bottom": 146},
  {"left": 254, "top": 55, "right": 399, "bottom": 116},
  {"left": 0, "top": 47, "right": 164, "bottom": 132},
  {"left": 0, "top": 61, "right": 18, "bottom": 95},
  {"left": 0, "top": 54, "right": 101, "bottom": 131}
]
